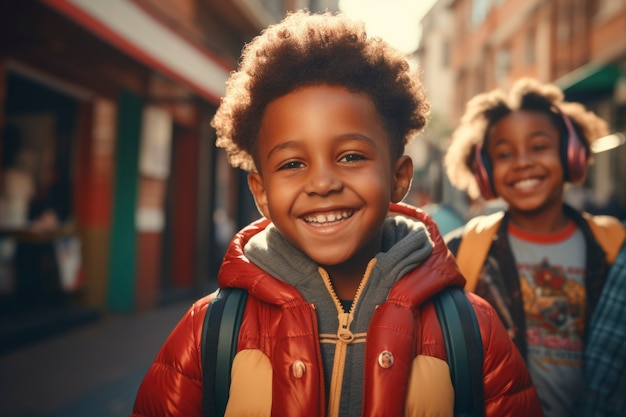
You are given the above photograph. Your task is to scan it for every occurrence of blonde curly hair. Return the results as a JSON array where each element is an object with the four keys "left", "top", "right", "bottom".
[
  {"left": 444, "top": 77, "right": 609, "bottom": 199},
  {"left": 211, "top": 9, "right": 429, "bottom": 172}
]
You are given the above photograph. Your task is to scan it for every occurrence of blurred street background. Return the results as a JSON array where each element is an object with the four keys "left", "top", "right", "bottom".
[
  {"left": 0, "top": 0, "right": 625, "bottom": 415},
  {"left": 0, "top": 299, "right": 190, "bottom": 417}
]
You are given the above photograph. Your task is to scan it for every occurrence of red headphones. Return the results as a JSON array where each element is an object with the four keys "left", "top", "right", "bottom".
[{"left": 473, "top": 108, "right": 587, "bottom": 200}]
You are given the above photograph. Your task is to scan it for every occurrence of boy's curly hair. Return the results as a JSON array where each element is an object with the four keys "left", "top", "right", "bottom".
[
  {"left": 211, "top": 9, "right": 430, "bottom": 172},
  {"left": 444, "top": 77, "right": 609, "bottom": 199}
]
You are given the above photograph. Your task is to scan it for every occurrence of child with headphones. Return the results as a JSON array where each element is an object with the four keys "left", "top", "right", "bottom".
[{"left": 443, "top": 77, "right": 626, "bottom": 417}]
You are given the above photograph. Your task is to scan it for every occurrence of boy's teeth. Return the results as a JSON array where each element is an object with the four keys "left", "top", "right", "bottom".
[{"left": 306, "top": 211, "right": 351, "bottom": 223}]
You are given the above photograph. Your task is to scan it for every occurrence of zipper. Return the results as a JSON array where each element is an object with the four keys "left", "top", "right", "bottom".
[{"left": 319, "top": 258, "right": 377, "bottom": 417}]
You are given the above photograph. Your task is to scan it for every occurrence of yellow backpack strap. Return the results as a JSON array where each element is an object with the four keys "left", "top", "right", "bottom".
[
  {"left": 455, "top": 211, "right": 504, "bottom": 292},
  {"left": 583, "top": 213, "right": 626, "bottom": 264}
]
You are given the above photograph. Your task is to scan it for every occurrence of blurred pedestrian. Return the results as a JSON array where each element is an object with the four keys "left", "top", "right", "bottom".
[
  {"left": 580, "top": 240, "right": 626, "bottom": 417},
  {"left": 443, "top": 77, "right": 626, "bottom": 417},
  {"left": 131, "top": 10, "right": 542, "bottom": 417}
]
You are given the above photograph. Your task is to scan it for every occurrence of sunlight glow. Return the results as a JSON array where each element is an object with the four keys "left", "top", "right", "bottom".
[
  {"left": 591, "top": 133, "right": 626, "bottom": 154},
  {"left": 338, "top": 0, "right": 437, "bottom": 54}
]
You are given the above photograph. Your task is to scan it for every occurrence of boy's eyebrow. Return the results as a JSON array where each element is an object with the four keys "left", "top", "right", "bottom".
[
  {"left": 336, "top": 132, "right": 378, "bottom": 145},
  {"left": 266, "top": 140, "right": 300, "bottom": 160},
  {"left": 266, "top": 133, "right": 379, "bottom": 159}
]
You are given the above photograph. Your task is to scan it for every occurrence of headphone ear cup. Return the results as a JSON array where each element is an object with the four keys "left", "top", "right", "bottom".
[
  {"left": 559, "top": 111, "right": 587, "bottom": 183},
  {"left": 473, "top": 142, "right": 497, "bottom": 200}
]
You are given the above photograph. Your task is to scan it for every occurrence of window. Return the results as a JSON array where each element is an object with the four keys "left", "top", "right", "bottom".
[
  {"left": 524, "top": 28, "right": 536, "bottom": 66},
  {"left": 495, "top": 47, "right": 511, "bottom": 80},
  {"left": 596, "top": 0, "right": 624, "bottom": 20},
  {"left": 471, "top": 0, "right": 489, "bottom": 27},
  {"left": 557, "top": 7, "right": 572, "bottom": 42}
]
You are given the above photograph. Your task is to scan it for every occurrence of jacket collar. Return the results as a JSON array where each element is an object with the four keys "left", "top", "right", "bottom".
[{"left": 217, "top": 203, "right": 466, "bottom": 307}]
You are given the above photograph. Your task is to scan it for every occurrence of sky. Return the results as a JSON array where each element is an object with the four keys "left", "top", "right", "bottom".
[{"left": 338, "top": 0, "right": 438, "bottom": 54}]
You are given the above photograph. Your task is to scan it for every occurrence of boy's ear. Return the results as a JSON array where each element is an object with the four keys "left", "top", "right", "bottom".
[
  {"left": 248, "top": 172, "right": 270, "bottom": 218},
  {"left": 391, "top": 155, "right": 413, "bottom": 203}
]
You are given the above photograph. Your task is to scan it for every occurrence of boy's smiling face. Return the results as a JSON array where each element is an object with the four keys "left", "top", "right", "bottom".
[
  {"left": 486, "top": 110, "right": 565, "bottom": 216},
  {"left": 248, "top": 85, "right": 412, "bottom": 273}
]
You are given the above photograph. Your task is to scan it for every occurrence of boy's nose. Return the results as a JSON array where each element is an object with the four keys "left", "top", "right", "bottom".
[{"left": 304, "top": 165, "right": 343, "bottom": 195}]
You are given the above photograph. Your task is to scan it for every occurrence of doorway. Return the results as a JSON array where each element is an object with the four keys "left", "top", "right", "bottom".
[{"left": 1, "top": 70, "right": 80, "bottom": 312}]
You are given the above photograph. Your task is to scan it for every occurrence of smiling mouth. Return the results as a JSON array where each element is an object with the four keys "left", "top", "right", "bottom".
[
  {"left": 512, "top": 178, "right": 541, "bottom": 190},
  {"left": 303, "top": 210, "right": 355, "bottom": 226}
]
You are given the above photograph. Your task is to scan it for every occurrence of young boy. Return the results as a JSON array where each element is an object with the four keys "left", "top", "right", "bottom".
[
  {"left": 131, "top": 11, "right": 542, "bottom": 417},
  {"left": 443, "top": 78, "right": 626, "bottom": 417}
]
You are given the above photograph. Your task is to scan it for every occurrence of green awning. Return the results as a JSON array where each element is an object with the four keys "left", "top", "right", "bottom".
[{"left": 555, "top": 64, "right": 622, "bottom": 101}]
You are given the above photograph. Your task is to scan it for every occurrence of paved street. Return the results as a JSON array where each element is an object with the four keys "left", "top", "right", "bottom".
[{"left": 0, "top": 300, "right": 193, "bottom": 417}]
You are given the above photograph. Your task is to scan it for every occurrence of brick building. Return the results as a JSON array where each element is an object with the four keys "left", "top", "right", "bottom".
[{"left": 417, "top": 0, "right": 626, "bottom": 219}]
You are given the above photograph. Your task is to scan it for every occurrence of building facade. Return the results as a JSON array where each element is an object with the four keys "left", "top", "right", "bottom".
[{"left": 0, "top": 0, "right": 338, "bottom": 333}]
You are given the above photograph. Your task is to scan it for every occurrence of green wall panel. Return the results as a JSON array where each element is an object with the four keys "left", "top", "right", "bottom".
[{"left": 107, "top": 91, "right": 142, "bottom": 313}]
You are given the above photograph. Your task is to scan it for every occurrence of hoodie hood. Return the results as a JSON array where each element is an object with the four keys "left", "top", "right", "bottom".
[
  {"left": 217, "top": 202, "right": 466, "bottom": 307},
  {"left": 216, "top": 202, "right": 467, "bottom": 415}
]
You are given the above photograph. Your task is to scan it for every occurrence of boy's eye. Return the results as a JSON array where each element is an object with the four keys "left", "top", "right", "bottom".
[
  {"left": 339, "top": 153, "right": 366, "bottom": 163},
  {"left": 278, "top": 160, "right": 304, "bottom": 170}
]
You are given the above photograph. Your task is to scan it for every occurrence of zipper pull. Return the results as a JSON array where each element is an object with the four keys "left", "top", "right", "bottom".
[{"left": 337, "top": 312, "right": 355, "bottom": 343}]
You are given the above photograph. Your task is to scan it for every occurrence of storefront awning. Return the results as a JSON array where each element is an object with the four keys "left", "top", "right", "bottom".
[
  {"left": 555, "top": 63, "right": 622, "bottom": 101},
  {"left": 41, "top": 0, "right": 232, "bottom": 104}
]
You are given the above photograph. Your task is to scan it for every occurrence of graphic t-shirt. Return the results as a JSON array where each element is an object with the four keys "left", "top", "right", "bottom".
[{"left": 508, "top": 221, "right": 585, "bottom": 417}]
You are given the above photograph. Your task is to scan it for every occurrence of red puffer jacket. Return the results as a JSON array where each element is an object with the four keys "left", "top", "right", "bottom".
[{"left": 132, "top": 203, "right": 543, "bottom": 417}]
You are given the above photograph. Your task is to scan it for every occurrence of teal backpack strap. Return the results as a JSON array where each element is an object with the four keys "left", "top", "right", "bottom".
[
  {"left": 201, "top": 287, "right": 248, "bottom": 417},
  {"left": 434, "top": 286, "right": 485, "bottom": 417}
]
